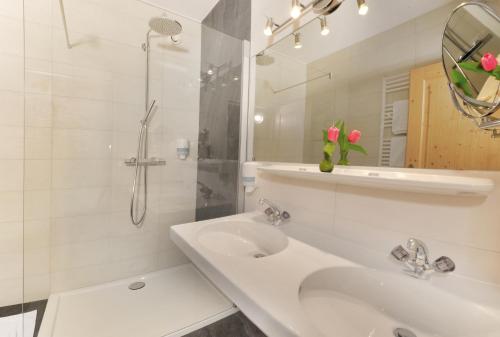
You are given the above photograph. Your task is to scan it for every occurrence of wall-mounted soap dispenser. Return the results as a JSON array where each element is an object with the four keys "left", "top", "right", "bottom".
[{"left": 242, "top": 162, "right": 260, "bottom": 193}]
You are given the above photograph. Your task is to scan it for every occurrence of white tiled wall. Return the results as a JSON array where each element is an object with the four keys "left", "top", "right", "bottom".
[
  {"left": 254, "top": 51, "right": 307, "bottom": 162},
  {"left": 245, "top": 169, "right": 500, "bottom": 285},
  {"left": 0, "top": 0, "right": 202, "bottom": 307}
]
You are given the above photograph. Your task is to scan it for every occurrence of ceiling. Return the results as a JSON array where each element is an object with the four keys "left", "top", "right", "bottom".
[
  {"left": 269, "top": 0, "right": 458, "bottom": 64},
  {"left": 140, "top": 0, "right": 220, "bottom": 22}
]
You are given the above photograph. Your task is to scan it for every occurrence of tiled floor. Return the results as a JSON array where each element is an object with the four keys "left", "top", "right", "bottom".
[{"left": 183, "top": 312, "right": 267, "bottom": 337}]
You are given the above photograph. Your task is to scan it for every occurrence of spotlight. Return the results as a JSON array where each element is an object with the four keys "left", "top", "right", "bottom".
[
  {"left": 357, "top": 0, "right": 368, "bottom": 15},
  {"left": 294, "top": 33, "right": 302, "bottom": 49},
  {"left": 254, "top": 114, "right": 264, "bottom": 124},
  {"left": 320, "top": 16, "right": 330, "bottom": 36},
  {"left": 207, "top": 67, "right": 214, "bottom": 75},
  {"left": 264, "top": 17, "right": 274, "bottom": 36},
  {"left": 291, "top": 0, "right": 302, "bottom": 19}
]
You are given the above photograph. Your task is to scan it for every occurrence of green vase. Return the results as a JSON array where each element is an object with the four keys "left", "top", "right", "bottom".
[
  {"left": 338, "top": 150, "right": 349, "bottom": 166},
  {"left": 319, "top": 153, "right": 334, "bottom": 172}
]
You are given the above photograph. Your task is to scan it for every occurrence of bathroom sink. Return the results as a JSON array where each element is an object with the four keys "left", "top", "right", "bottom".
[
  {"left": 299, "top": 267, "right": 500, "bottom": 337},
  {"left": 196, "top": 220, "right": 288, "bottom": 258}
]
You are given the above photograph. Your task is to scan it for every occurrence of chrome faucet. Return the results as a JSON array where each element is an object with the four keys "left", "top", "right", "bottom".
[
  {"left": 391, "top": 238, "right": 455, "bottom": 279},
  {"left": 258, "top": 198, "right": 290, "bottom": 226}
]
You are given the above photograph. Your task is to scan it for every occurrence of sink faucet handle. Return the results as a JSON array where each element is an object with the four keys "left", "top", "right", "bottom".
[
  {"left": 264, "top": 207, "right": 275, "bottom": 216},
  {"left": 391, "top": 245, "right": 410, "bottom": 262},
  {"left": 432, "top": 256, "right": 456, "bottom": 273}
]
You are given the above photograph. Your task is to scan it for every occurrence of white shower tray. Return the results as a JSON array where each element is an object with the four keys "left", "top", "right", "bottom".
[{"left": 38, "top": 264, "right": 236, "bottom": 337}]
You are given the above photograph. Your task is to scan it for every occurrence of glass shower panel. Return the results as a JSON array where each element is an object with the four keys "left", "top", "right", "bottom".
[
  {"left": 196, "top": 26, "right": 245, "bottom": 220},
  {"left": 0, "top": 0, "right": 25, "bottom": 336},
  {"left": 22, "top": 0, "right": 202, "bottom": 335}
]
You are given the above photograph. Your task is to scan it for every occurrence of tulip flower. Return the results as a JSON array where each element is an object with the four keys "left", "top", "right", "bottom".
[
  {"left": 347, "top": 130, "right": 361, "bottom": 144},
  {"left": 327, "top": 127, "right": 339, "bottom": 143},
  {"left": 481, "top": 53, "right": 498, "bottom": 72}
]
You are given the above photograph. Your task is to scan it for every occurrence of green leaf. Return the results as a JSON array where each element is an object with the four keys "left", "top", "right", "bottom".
[
  {"left": 322, "top": 130, "right": 328, "bottom": 143},
  {"left": 458, "top": 61, "right": 500, "bottom": 81},
  {"left": 349, "top": 143, "right": 367, "bottom": 155},
  {"left": 458, "top": 60, "right": 482, "bottom": 72},
  {"left": 323, "top": 142, "right": 335, "bottom": 156},
  {"left": 451, "top": 69, "right": 474, "bottom": 97},
  {"left": 492, "top": 66, "right": 500, "bottom": 80}
]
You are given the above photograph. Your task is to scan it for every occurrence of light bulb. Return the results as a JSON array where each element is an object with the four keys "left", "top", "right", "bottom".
[
  {"left": 254, "top": 114, "right": 264, "bottom": 124},
  {"left": 357, "top": 0, "right": 368, "bottom": 15},
  {"left": 264, "top": 17, "right": 273, "bottom": 36},
  {"left": 291, "top": 0, "right": 302, "bottom": 19},
  {"left": 294, "top": 33, "right": 302, "bottom": 49},
  {"left": 320, "top": 17, "right": 330, "bottom": 36}
]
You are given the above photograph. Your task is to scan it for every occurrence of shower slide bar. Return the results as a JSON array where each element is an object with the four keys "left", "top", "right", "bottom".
[
  {"left": 59, "top": 0, "right": 73, "bottom": 49},
  {"left": 271, "top": 72, "right": 332, "bottom": 94}
]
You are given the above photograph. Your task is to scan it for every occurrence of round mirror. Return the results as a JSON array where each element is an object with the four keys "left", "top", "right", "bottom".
[{"left": 442, "top": 2, "right": 500, "bottom": 128}]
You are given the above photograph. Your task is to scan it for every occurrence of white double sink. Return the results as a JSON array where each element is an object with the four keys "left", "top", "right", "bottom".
[{"left": 170, "top": 213, "right": 500, "bottom": 337}]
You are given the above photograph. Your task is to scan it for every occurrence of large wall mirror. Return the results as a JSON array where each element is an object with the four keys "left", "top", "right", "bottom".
[{"left": 251, "top": 0, "right": 500, "bottom": 170}]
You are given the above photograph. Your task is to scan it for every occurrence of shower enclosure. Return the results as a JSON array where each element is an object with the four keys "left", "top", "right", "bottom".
[{"left": 0, "top": 0, "right": 248, "bottom": 336}]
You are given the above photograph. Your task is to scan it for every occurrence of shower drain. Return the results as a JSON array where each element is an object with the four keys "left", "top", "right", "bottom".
[
  {"left": 394, "top": 328, "right": 417, "bottom": 337},
  {"left": 128, "top": 281, "right": 146, "bottom": 290},
  {"left": 253, "top": 253, "right": 267, "bottom": 259}
]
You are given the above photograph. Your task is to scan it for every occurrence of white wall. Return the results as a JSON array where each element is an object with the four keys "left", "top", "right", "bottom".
[
  {"left": 253, "top": 51, "right": 307, "bottom": 162},
  {"left": 245, "top": 169, "right": 500, "bottom": 285}
]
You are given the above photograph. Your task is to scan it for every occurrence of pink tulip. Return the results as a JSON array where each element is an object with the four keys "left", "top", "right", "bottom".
[
  {"left": 327, "top": 127, "right": 339, "bottom": 143},
  {"left": 481, "top": 53, "right": 498, "bottom": 72},
  {"left": 348, "top": 130, "right": 361, "bottom": 144}
]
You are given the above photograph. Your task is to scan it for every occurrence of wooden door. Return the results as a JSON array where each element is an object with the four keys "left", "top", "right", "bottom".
[{"left": 406, "top": 62, "right": 500, "bottom": 170}]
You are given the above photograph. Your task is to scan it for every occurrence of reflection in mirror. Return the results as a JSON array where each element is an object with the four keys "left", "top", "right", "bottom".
[
  {"left": 252, "top": 0, "right": 500, "bottom": 170},
  {"left": 442, "top": 2, "right": 500, "bottom": 134}
]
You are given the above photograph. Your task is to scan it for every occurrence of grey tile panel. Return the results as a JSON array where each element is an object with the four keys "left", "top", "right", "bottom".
[
  {"left": 202, "top": 0, "right": 251, "bottom": 41},
  {"left": 183, "top": 312, "right": 267, "bottom": 337}
]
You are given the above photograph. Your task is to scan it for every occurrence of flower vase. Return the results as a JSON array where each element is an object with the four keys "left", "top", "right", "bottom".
[
  {"left": 319, "top": 152, "right": 334, "bottom": 172},
  {"left": 338, "top": 150, "right": 349, "bottom": 166}
]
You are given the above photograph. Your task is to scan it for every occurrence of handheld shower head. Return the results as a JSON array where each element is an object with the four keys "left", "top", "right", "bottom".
[{"left": 148, "top": 17, "right": 183, "bottom": 36}]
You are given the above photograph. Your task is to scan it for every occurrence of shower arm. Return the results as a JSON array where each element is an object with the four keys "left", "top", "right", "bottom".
[{"left": 59, "top": 0, "right": 73, "bottom": 49}]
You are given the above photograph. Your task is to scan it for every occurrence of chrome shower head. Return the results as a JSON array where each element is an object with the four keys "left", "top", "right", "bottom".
[
  {"left": 313, "top": 0, "right": 343, "bottom": 15},
  {"left": 148, "top": 17, "right": 182, "bottom": 36}
]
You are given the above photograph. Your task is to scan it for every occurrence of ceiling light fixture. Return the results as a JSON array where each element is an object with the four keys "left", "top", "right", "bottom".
[
  {"left": 357, "top": 0, "right": 369, "bottom": 15},
  {"left": 320, "top": 16, "right": 330, "bottom": 36},
  {"left": 264, "top": 17, "right": 274, "bottom": 36},
  {"left": 291, "top": 0, "right": 302, "bottom": 19},
  {"left": 294, "top": 33, "right": 303, "bottom": 49}
]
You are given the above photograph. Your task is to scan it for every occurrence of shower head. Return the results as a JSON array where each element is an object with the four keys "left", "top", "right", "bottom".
[
  {"left": 148, "top": 17, "right": 182, "bottom": 36},
  {"left": 313, "top": 0, "right": 343, "bottom": 15}
]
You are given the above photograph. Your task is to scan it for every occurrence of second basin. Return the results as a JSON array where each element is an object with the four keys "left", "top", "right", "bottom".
[{"left": 299, "top": 266, "right": 500, "bottom": 337}]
